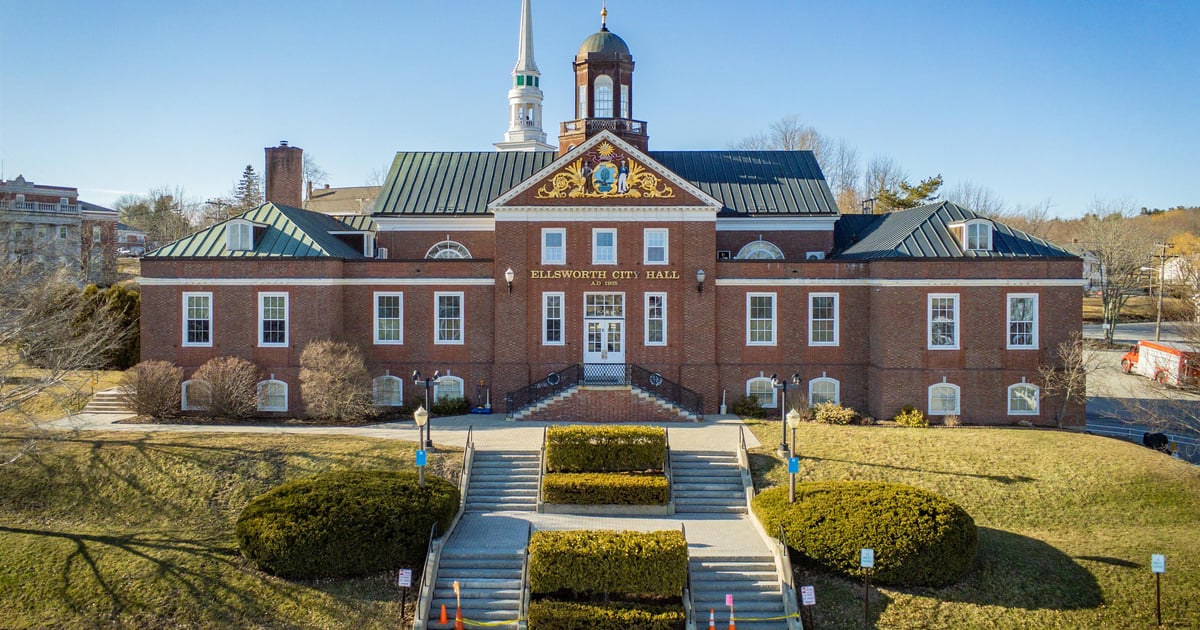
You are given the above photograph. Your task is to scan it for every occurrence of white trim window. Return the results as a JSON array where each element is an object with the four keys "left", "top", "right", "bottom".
[
  {"left": 542, "top": 228, "right": 566, "bottom": 265},
  {"left": 746, "top": 293, "right": 777, "bottom": 346},
  {"left": 373, "top": 375, "right": 404, "bottom": 407},
  {"left": 747, "top": 377, "right": 777, "bottom": 409},
  {"left": 226, "top": 221, "right": 252, "bottom": 251},
  {"left": 644, "top": 228, "right": 668, "bottom": 265},
  {"left": 435, "top": 292, "right": 464, "bottom": 345},
  {"left": 257, "top": 378, "right": 288, "bottom": 412},
  {"left": 645, "top": 293, "right": 666, "bottom": 346},
  {"left": 1008, "top": 382, "right": 1040, "bottom": 415},
  {"left": 1007, "top": 294, "right": 1038, "bottom": 349},
  {"left": 258, "top": 292, "right": 288, "bottom": 347},
  {"left": 594, "top": 75, "right": 614, "bottom": 118},
  {"left": 374, "top": 292, "right": 404, "bottom": 344},
  {"left": 808, "top": 293, "right": 839, "bottom": 346},
  {"left": 543, "top": 292, "right": 564, "bottom": 345},
  {"left": 928, "top": 293, "right": 960, "bottom": 350},
  {"left": 964, "top": 220, "right": 993, "bottom": 251},
  {"left": 736, "top": 240, "right": 784, "bottom": 260},
  {"left": 435, "top": 375, "right": 465, "bottom": 401},
  {"left": 809, "top": 377, "right": 840, "bottom": 406},
  {"left": 592, "top": 228, "right": 617, "bottom": 265},
  {"left": 928, "top": 382, "right": 961, "bottom": 416},
  {"left": 182, "top": 292, "right": 213, "bottom": 347},
  {"left": 426, "top": 240, "right": 471, "bottom": 259},
  {"left": 181, "top": 379, "right": 210, "bottom": 411}
]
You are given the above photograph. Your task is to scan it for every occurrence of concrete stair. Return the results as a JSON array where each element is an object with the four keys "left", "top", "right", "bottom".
[
  {"left": 80, "top": 389, "right": 130, "bottom": 414},
  {"left": 671, "top": 450, "right": 747, "bottom": 514},
  {"left": 690, "top": 556, "right": 788, "bottom": 630},
  {"left": 427, "top": 550, "right": 523, "bottom": 629},
  {"left": 466, "top": 451, "right": 540, "bottom": 512}
]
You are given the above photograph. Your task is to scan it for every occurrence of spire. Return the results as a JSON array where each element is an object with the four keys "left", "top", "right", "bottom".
[
  {"left": 514, "top": 0, "right": 538, "bottom": 73},
  {"left": 601, "top": 0, "right": 608, "bottom": 31}
]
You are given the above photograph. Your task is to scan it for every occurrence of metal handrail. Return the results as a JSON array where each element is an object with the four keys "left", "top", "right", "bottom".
[
  {"left": 505, "top": 364, "right": 582, "bottom": 416},
  {"left": 664, "top": 428, "right": 674, "bottom": 508},
  {"left": 519, "top": 521, "right": 532, "bottom": 629},
  {"left": 628, "top": 364, "right": 704, "bottom": 417},
  {"left": 460, "top": 425, "right": 474, "bottom": 487},
  {"left": 776, "top": 524, "right": 801, "bottom": 629},
  {"left": 414, "top": 521, "right": 439, "bottom": 625},
  {"left": 536, "top": 426, "right": 547, "bottom": 510},
  {"left": 681, "top": 522, "right": 694, "bottom": 628}
]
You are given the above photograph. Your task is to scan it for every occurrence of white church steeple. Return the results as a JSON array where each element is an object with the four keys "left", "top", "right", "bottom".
[{"left": 495, "top": 0, "right": 554, "bottom": 152}]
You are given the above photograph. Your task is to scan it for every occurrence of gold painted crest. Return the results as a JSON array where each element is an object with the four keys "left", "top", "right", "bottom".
[{"left": 536, "top": 143, "right": 675, "bottom": 199}]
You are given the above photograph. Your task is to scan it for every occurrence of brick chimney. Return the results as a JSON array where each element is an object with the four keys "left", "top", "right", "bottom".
[{"left": 264, "top": 141, "right": 303, "bottom": 207}]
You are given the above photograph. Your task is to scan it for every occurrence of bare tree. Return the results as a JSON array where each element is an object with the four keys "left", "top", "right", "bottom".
[
  {"left": 945, "top": 180, "right": 1007, "bottom": 216},
  {"left": 861, "top": 154, "right": 907, "bottom": 211},
  {"left": 1037, "top": 332, "right": 1100, "bottom": 428},
  {"left": 366, "top": 165, "right": 392, "bottom": 187},
  {"left": 999, "top": 200, "right": 1055, "bottom": 240},
  {"left": 1078, "top": 200, "right": 1151, "bottom": 345},
  {"left": 824, "top": 139, "right": 862, "bottom": 213},
  {"left": 304, "top": 154, "right": 330, "bottom": 188}
]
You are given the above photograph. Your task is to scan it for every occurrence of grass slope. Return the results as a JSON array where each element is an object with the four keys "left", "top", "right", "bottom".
[
  {"left": 746, "top": 421, "right": 1200, "bottom": 629},
  {"left": 0, "top": 430, "right": 461, "bottom": 628}
]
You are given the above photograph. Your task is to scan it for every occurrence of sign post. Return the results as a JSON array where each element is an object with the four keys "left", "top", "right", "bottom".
[
  {"left": 397, "top": 568, "right": 412, "bottom": 620},
  {"left": 1151, "top": 554, "right": 1165, "bottom": 626},
  {"left": 726, "top": 593, "right": 735, "bottom": 629},
  {"left": 416, "top": 448, "right": 427, "bottom": 488},
  {"left": 800, "top": 585, "right": 817, "bottom": 630},
  {"left": 860, "top": 549, "right": 874, "bottom": 629},
  {"left": 788, "top": 457, "right": 799, "bottom": 503}
]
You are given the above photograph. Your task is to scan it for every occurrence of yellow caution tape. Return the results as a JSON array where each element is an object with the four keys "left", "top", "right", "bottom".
[
  {"left": 461, "top": 619, "right": 523, "bottom": 627},
  {"left": 732, "top": 612, "right": 801, "bottom": 621}
]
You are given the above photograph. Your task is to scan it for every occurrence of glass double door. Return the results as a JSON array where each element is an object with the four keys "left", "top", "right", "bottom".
[{"left": 583, "top": 293, "right": 624, "bottom": 382}]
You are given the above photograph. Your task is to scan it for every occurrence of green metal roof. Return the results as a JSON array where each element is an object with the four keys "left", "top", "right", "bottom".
[
  {"left": 832, "top": 202, "right": 1077, "bottom": 260},
  {"left": 373, "top": 152, "right": 556, "bottom": 216},
  {"left": 147, "top": 203, "right": 367, "bottom": 259},
  {"left": 334, "top": 214, "right": 377, "bottom": 232},
  {"left": 578, "top": 28, "right": 631, "bottom": 58}
]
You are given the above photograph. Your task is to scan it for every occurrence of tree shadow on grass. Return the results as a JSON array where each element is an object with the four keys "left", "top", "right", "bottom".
[{"left": 801, "top": 454, "right": 1037, "bottom": 485}]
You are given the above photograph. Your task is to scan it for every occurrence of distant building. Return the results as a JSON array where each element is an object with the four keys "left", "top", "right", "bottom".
[
  {"left": 304, "top": 183, "right": 382, "bottom": 215},
  {"left": 117, "top": 222, "right": 148, "bottom": 256},
  {"left": 0, "top": 175, "right": 117, "bottom": 284}
]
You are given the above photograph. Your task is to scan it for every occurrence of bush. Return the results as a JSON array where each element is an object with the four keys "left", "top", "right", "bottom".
[
  {"left": 752, "top": 482, "right": 976, "bottom": 587},
  {"left": 193, "top": 356, "right": 260, "bottom": 419},
  {"left": 431, "top": 395, "right": 470, "bottom": 416},
  {"left": 236, "top": 470, "right": 458, "bottom": 579},
  {"left": 529, "top": 530, "right": 687, "bottom": 599},
  {"left": 731, "top": 395, "right": 768, "bottom": 419},
  {"left": 943, "top": 414, "right": 961, "bottom": 427},
  {"left": 542, "top": 473, "right": 669, "bottom": 505},
  {"left": 546, "top": 426, "right": 666, "bottom": 473},
  {"left": 80, "top": 284, "right": 141, "bottom": 369},
  {"left": 299, "top": 340, "right": 374, "bottom": 420},
  {"left": 811, "top": 401, "right": 856, "bottom": 425},
  {"left": 894, "top": 405, "right": 929, "bottom": 428},
  {"left": 118, "top": 361, "right": 182, "bottom": 418},
  {"left": 528, "top": 600, "right": 684, "bottom": 630}
]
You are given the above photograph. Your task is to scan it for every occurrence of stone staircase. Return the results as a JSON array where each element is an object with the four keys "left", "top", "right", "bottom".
[
  {"left": 690, "top": 555, "right": 788, "bottom": 630},
  {"left": 427, "top": 550, "right": 523, "bottom": 629},
  {"left": 466, "top": 451, "right": 539, "bottom": 512},
  {"left": 671, "top": 450, "right": 746, "bottom": 513},
  {"left": 80, "top": 388, "right": 130, "bottom": 414}
]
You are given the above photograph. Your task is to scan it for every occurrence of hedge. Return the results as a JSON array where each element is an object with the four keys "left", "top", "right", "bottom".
[
  {"left": 528, "top": 600, "right": 685, "bottom": 630},
  {"left": 752, "top": 482, "right": 976, "bottom": 586},
  {"left": 542, "top": 472, "right": 669, "bottom": 505},
  {"left": 529, "top": 530, "right": 687, "bottom": 598},
  {"left": 545, "top": 426, "right": 666, "bottom": 473},
  {"left": 236, "top": 470, "right": 459, "bottom": 579}
]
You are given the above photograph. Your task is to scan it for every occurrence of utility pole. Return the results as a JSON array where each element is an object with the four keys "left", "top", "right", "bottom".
[{"left": 1154, "top": 241, "right": 1173, "bottom": 342}]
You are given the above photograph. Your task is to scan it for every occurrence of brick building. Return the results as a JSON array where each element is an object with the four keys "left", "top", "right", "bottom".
[
  {"left": 0, "top": 175, "right": 118, "bottom": 284},
  {"left": 140, "top": 2, "right": 1083, "bottom": 426}
]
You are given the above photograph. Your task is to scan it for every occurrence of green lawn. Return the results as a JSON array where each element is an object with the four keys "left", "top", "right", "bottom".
[
  {"left": 0, "top": 430, "right": 461, "bottom": 628},
  {"left": 744, "top": 420, "right": 1200, "bottom": 629}
]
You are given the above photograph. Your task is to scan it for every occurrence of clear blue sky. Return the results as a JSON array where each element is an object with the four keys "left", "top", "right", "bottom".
[{"left": 2, "top": 0, "right": 1197, "bottom": 217}]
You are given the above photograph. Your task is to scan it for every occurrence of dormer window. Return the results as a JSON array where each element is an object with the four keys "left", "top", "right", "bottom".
[
  {"left": 226, "top": 221, "right": 253, "bottom": 252},
  {"left": 963, "top": 220, "right": 993, "bottom": 251}
]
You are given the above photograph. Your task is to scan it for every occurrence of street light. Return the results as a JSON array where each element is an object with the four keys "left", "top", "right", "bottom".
[
  {"left": 413, "top": 405, "right": 428, "bottom": 487},
  {"left": 504, "top": 267, "right": 515, "bottom": 293},
  {"left": 771, "top": 372, "right": 801, "bottom": 454},
  {"left": 412, "top": 370, "right": 440, "bottom": 449},
  {"left": 787, "top": 408, "right": 803, "bottom": 503}
]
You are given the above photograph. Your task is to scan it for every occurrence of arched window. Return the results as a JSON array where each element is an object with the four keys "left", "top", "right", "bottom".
[
  {"left": 809, "top": 378, "right": 840, "bottom": 406},
  {"left": 425, "top": 240, "right": 472, "bottom": 259},
  {"left": 374, "top": 375, "right": 404, "bottom": 407},
  {"left": 594, "top": 75, "right": 614, "bottom": 118},
  {"left": 181, "top": 379, "right": 211, "bottom": 411},
  {"left": 257, "top": 378, "right": 288, "bottom": 412},
  {"left": 927, "top": 382, "right": 960, "bottom": 416},
  {"left": 747, "top": 377, "right": 777, "bottom": 409},
  {"left": 1008, "top": 382, "right": 1040, "bottom": 415},
  {"left": 962, "top": 219, "right": 993, "bottom": 251},
  {"left": 434, "top": 375, "right": 465, "bottom": 402},
  {"left": 736, "top": 240, "right": 785, "bottom": 260}
]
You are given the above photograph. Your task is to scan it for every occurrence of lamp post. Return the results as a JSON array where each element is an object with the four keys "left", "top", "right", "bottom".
[
  {"left": 504, "top": 267, "right": 515, "bottom": 293},
  {"left": 413, "top": 405, "right": 428, "bottom": 488},
  {"left": 412, "top": 370, "right": 440, "bottom": 449},
  {"left": 787, "top": 408, "right": 802, "bottom": 503},
  {"left": 696, "top": 269, "right": 706, "bottom": 293},
  {"left": 771, "top": 373, "right": 801, "bottom": 454}
]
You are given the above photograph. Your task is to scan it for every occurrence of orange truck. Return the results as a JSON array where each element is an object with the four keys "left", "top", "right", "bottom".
[{"left": 1120, "top": 340, "right": 1200, "bottom": 387}]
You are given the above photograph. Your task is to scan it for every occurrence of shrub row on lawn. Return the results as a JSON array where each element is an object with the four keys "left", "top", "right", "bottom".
[
  {"left": 752, "top": 482, "right": 976, "bottom": 587},
  {"left": 542, "top": 472, "right": 669, "bottom": 505},
  {"left": 529, "top": 530, "right": 687, "bottom": 598},
  {"left": 236, "top": 470, "right": 459, "bottom": 579},
  {"left": 528, "top": 600, "right": 685, "bottom": 630},
  {"left": 545, "top": 426, "right": 666, "bottom": 472}
]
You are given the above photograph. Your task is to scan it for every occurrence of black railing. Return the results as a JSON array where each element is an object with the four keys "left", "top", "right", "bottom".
[
  {"left": 629, "top": 364, "right": 704, "bottom": 417},
  {"left": 505, "top": 364, "right": 583, "bottom": 416},
  {"left": 583, "top": 362, "right": 629, "bottom": 385}
]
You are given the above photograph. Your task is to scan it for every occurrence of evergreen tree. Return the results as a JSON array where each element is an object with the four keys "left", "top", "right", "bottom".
[
  {"left": 874, "top": 174, "right": 944, "bottom": 213},
  {"left": 235, "top": 165, "right": 263, "bottom": 209}
]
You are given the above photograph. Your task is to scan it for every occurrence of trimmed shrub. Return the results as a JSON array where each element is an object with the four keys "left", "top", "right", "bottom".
[
  {"left": 545, "top": 426, "right": 666, "bottom": 473},
  {"left": 894, "top": 405, "right": 929, "bottom": 428},
  {"left": 942, "top": 414, "right": 961, "bottom": 427},
  {"left": 528, "top": 600, "right": 684, "bottom": 630},
  {"left": 542, "top": 473, "right": 669, "bottom": 505},
  {"left": 119, "top": 360, "right": 182, "bottom": 418},
  {"left": 731, "top": 395, "right": 768, "bottom": 419},
  {"left": 193, "top": 356, "right": 259, "bottom": 419},
  {"left": 811, "top": 401, "right": 856, "bottom": 425},
  {"left": 752, "top": 482, "right": 976, "bottom": 587},
  {"left": 236, "top": 470, "right": 458, "bottom": 579},
  {"left": 529, "top": 530, "right": 687, "bottom": 599},
  {"left": 431, "top": 395, "right": 470, "bottom": 416},
  {"left": 299, "top": 339, "right": 373, "bottom": 421}
]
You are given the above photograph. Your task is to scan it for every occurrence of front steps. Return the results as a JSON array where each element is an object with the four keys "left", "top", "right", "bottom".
[
  {"left": 671, "top": 450, "right": 746, "bottom": 514},
  {"left": 466, "top": 451, "right": 539, "bottom": 512},
  {"left": 427, "top": 550, "right": 523, "bottom": 629},
  {"left": 80, "top": 389, "right": 130, "bottom": 414},
  {"left": 511, "top": 384, "right": 699, "bottom": 422},
  {"left": 690, "top": 556, "right": 788, "bottom": 630}
]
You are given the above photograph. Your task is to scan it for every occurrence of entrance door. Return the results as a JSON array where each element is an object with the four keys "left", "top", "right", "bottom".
[{"left": 583, "top": 293, "right": 625, "bottom": 383}]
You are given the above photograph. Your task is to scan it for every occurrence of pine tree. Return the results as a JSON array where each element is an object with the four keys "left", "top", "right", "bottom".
[
  {"left": 874, "top": 174, "right": 944, "bottom": 213},
  {"left": 235, "top": 165, "right": 263, "bottom": 209}
]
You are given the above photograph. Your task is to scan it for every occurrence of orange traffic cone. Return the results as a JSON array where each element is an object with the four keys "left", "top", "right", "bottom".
[
  {"left": 455, "top": 606, "right": 464, "bottom": 630},
  {"left": 709, "top": 608, "right": 716, "bottom": 629},
  {"left": 439, "top": 604, "right": 448, "bottom": 624},
  {"left": 728, "top": 608, "right": 736, "bottom": 630}
]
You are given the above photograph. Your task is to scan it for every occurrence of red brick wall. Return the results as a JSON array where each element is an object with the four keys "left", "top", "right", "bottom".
[{"left": 521, "top": 386, "right": 694, "bottom": 422}]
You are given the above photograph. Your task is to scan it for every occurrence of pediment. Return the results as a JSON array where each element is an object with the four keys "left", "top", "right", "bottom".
[{"left": 491, "top": 131, "right": 719, "bottom": 210}]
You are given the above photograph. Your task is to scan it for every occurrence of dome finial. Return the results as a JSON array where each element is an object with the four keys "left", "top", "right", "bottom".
[{"left": 601, "top": 0, "right": 608, "bottom": 30}]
